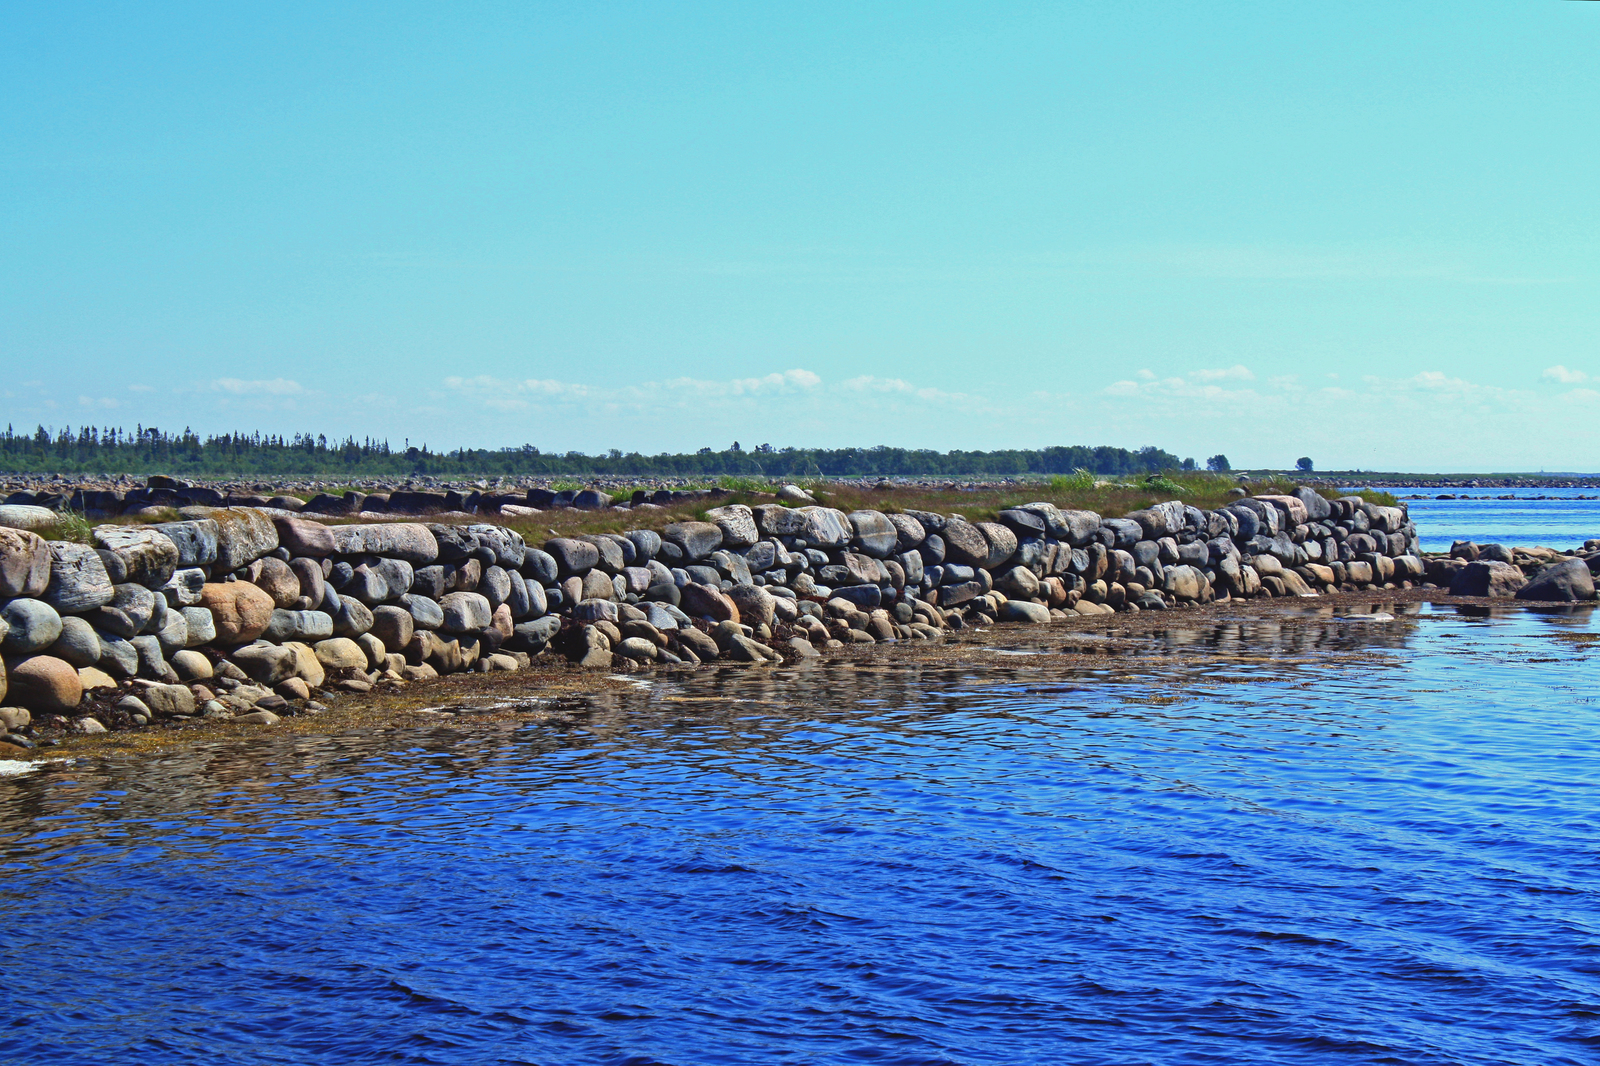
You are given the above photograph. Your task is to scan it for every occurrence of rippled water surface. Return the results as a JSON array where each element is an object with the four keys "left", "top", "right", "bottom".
[
  {"left": 1365, "top": 487, "right": 1600, "bottom": 551},
  {"left": 3, "top": 603, "right": 1599, "bottom": 1065}
]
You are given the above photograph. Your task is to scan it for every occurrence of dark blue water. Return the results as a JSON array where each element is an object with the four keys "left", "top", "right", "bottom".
[
  {"left": 1364, "top": 487, "right": 1600, "bottom": 552},
  {"left": 3, "top": 602, "right": 1598, "bottom": 1065}
]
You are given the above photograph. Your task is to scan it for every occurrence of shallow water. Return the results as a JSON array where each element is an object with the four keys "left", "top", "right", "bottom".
[
  {"left": 1364, "top": 487, "right": 1600, "bottom": 552},
  {"left": 3, "top": 603, "right": 1598, "bottom": 1065}
]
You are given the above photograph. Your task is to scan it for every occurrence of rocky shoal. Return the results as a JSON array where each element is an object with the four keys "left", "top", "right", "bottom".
[{"left": 0, "top": 487, "right": 1594, "bottom": 754}]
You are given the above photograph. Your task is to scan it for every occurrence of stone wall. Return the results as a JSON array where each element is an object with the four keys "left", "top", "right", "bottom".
[{"left": 0, "top": 484, "right": 1576, "bottom": 743}]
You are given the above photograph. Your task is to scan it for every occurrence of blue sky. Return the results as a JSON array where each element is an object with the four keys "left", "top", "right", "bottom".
[{"left": 2, "top": 2, "right": 1597, "bottom": 471}]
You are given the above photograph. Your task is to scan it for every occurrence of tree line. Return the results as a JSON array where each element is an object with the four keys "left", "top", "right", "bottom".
[{"left": 0, "top": 424, "right": 1194, "bottom": 478}]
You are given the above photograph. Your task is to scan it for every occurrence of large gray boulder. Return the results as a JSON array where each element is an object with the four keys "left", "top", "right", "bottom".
[
  {"left": 0, "top": 505, "right": 60, "bottom": 531},
  {"left": 0, "top": 528, "right": 52, "bottom": 599},
  {"left": 885, "top": 513, "right": 926, "bottom": 552},
  {"left": 263, "top": 609, "right": 334, "bottom": 643},
  {"left": 796, "top": 507, "right": 851, "bottom": 549},
  {"left": 2, "top": 598, "right": 63, "bottom": 653},
  {"left": 1515, "top": 558, "right": 1596, "bottom": 602},
  {"left": 662, "top": 522, "right": 724, "bottom": 561},
  {"left": 211, "top": 508, "right": 281, "bottom": 571},
  {"left": 93, "top": 583, "right": 159, "bottom": 639},
  {"left": 439, "top": 592, "right": 492, "bottom": 633},
  {"left": 848, "top": 511, "right": 899, "bottom": 558},
  {"left": 41, "top": 542, "right": 115, "bottom": 613},
  {"left": 157, "top": 567, "right": 208, "bottom": 607},
  {"left": 753, "top": 505, "right": 809, "bottom": 539},
  {"left": 705, "top": 505, "right": 759, "bottom": 549},
  {"left": 544, "top": 537, "right": 600, "bottom": 576},
  {"left": 181, "top": 605, "right": 216, "bottom": 646},
  {"left": 327, "top": 523, "right": 438, "bottom": 565},
  {"left": 941, "top": 517, "right": 991, "bottom": 567},
  {"left": 1449, "top": 561, "right": 1527, "bottom": 598},
  {"left": 149, "top": 519, "right": 221, "bottom": 568},
  {"left": 1293, "top": 486, "right": 1332, "bottom": 522},
  {"left": 399, "top": 593, "right": 445, "bottom": 631},
  {"left": 47, "top": 615, "right": 102, "bottom": 667},
  {"left": 975, "top": 522, "right": 1018, "bottom": 569}
]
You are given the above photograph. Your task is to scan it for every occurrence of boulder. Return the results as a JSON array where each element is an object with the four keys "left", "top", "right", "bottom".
[
  {"left": 615, "top": 636, "right": 660, "bottom": 662},
  {"left": 327, "top": 592, "right": 375, "bottom": 637},
  {"left": 77, "top": 667, "right": 117, "bottom": 691},
  {"left": 975, "top": 522, "right": 1018, "bottom": 568},
  {"left": 46, "top": 615, "right": 101, "bottom": 667},
  {"left": 263, "top": 609, "right": 334, "bottom": 643},
  {"left": 370, "top": 605, "right": 415, "bottom": 651},
  {"left": 680, "top": 583, "right": 740, "bottom": 623},
  {"left": 941, "top": 517, "right": 991, "bottom": 567},
  {"left": 998, "top": 600, "right": 1051, "bottom": 624},
  {"left": 886, "top": 513, "right": 927, "bottom": 552},
  {"left": 327, "top": 523, "right": 438, "bottom": 565},
  {"left": 230, "top": 643, "right": 298, "bottom": 685},
  {"left": 40, "top": 542, "right": 114, "bottom": 613},
  {"left": 254, "top": 557, "right": 301, "bottom": 608},
  {"left": 139, "top": 682, "right": 196, "bottom": 717},
  {"left": 848, "top": 511, "right": 899, "bottom": 558},
  {"left": 568, "top": 626, "right": 612, "bottom": 669},
  {"left": 181, "top": 606, "right": 216, "bottom": 646},
  {"left": 705, "top": 505, "right": 759, "bottom": 549},
  {"left": 994, "top": 566, "right": 1040, "bottom": 600},
  {"left": 210, "top": 508, "right": 281, "bottom": 571},
  {"left": 796, "top": 507, "right": 851, "bottom": 548},
  {"left": 662, "top": 522, "right": 724, "bottom": 561},
  {"left": 1515, "top": 558, "right": 1596, "bottom": 602},
  {"left": 439, "top": 592, "right": 493, "bottom": 633},
  {"left": 199, "top": 581, "right": 276, "bottom": 644},
  {"left": 149, "top": 519, "right": 220, "bottom": 567},
  {"left": 157, "top": 567, "right": 208, "bottom": 607},
  {"left": 1163, "top": 565, "right": 1207, "bottom": 601},
  {"left": 5, "top": 655, "right": 81, "bottom": 712},
  {"left": 153, "top": 607, "right": 189, "bottom": 656},
  {"left": 1293, "top": 487, "right": 1333, "bottom": 522},
  {"left": 314, "top": 637, "right": 369, "bottom": 670},
  {"left": 725, "top": 584, "right": 776, "bottom": 627},
  {"left": 753, "top": 504, "right": 809, "bottom": 538},
  {"left": 1, "top": 598, "right": 62, "bottom": 653},
  {"left": 0, "top": 505, "right": 60, "bottom": 531},
  {"left": 97, "top": 634, "right": 139, "bottom": 677},
  {"left": 0, "top": 528, "right": 51, "bottom": 598},
  {"left": 398, "top": 593, "right": 444, "bottom": 632},
  {"left": 93, "top": 583, "right": 159, "bottom": 639},
  {"left": 171, "top": 649, "right": 213, "bottom": 680},
  {"left": 1449, "top": 561, "right": 1527, "bottom": 598},
  {"left": 544, "top": 537, "right": 601, "bottom": 576},
  {"left": 92, "top": 526, "right": 179, "bottom": 588},
  {"left": 272, "top": 516, "right": 336, "bottom": 558}
]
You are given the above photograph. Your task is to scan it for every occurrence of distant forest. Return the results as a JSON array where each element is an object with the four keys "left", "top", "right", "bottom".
[{"left": 0, "top": 424, "right": 1193, "bottom": 479}]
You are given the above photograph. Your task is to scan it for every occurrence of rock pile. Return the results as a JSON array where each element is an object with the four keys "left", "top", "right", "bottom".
[
  {"left": 0, "top": 486, "right": 1460, "bottom": 745},
  {"left": 1433, "top": 540, "right": 1600, "bottom": 603}
]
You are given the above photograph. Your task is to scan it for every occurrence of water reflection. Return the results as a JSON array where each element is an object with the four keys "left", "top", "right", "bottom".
[{"left": 1, "top": 604, "right": 1596, "bottom": 1066}]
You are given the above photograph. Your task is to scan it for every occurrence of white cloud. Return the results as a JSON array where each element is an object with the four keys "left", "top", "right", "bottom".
[
  {"left": 1189, "top": 364, "right": 1255, "bottom": 383},
  {"left": 1543, "top": 365, "right": 1589, "bottom": 385},
  {"left": 211, "top": 377, "right": 306, "bottom": 396},
  {"left": 77, "top": 395, "right": 121, "bottom": 409},
  {"left": 127, "top": 384, "right": 155, "bottom": 393}
]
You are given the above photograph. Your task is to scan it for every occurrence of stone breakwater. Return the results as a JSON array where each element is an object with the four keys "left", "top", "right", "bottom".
[{"left": 0, "top": 487, "right": 1593, "bottom": 749}]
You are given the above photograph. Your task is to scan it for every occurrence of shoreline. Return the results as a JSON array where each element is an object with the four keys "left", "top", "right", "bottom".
[{"left": 9, "top": 588, "right": 1587, "bottom": 764}]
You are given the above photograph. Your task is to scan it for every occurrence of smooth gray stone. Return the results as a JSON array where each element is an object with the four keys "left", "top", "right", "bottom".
[
  {"left": 92, "top": 583, "right": 159, "bottom": 639},
  {"left": 400, "top": 593, "right": 445, "bottom": 631},
  {"left": 47, "top": 614, "right": 102, "bottom": 667},
  {"left": 521, "top": 549, "right": 558, "bottom": 586},
  {"left": 96, "top": 631, "right": 138, "bottom": 676},
  {"left": 1, "top": 597, "right": 63, "bottom": 653},
  {"left": 327, "top": 591, "right": 374, "bottom": 637},
  {"left": 263, "top": 609, "right": 334, "bottom": 643},
  {"left": 155, "top": 608, "right": 189, "bottom": 656}
]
